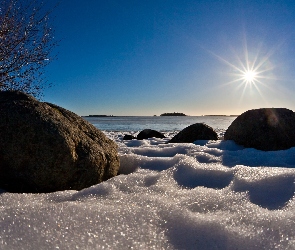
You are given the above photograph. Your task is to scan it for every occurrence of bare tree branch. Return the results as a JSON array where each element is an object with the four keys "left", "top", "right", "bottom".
[{"left": 0, "top": 0, "right": 58, "bottom": 98}]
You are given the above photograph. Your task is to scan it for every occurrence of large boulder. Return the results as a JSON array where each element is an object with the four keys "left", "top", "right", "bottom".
[
  {"left": 169, "top": 123, "right": 218, "bottom": 143},
  {"left": 224, "top": 108, "right": 295, "bottom": 151},
  {"left": 137, "top": 129, "right": 165, "bottom": 140},
  {"left": 0, "top": 91, "right": 120, "bottom": 193}
]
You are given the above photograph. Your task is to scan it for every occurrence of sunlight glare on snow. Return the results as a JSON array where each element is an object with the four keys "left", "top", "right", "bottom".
[{"left": 0, "top": 132, "right": 295, "bottom": 249}]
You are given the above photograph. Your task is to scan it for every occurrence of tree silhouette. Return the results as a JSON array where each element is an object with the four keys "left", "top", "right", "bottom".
[{"left": 0, "top": 0, "right": 57, "bottom": 98}]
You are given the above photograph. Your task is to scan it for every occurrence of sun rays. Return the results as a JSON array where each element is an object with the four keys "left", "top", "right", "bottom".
[{"left": 206, "top": 37, "right": 277, "bottom": 106}]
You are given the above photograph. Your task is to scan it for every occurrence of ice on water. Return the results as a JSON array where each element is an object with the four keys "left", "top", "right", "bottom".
[{"left": 1, "top": 130, "right": 295, "bottom": 249}]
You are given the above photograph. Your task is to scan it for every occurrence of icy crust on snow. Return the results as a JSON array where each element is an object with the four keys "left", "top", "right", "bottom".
[{"left": 0, "top": 131, "right": 295, "bottom": 249}]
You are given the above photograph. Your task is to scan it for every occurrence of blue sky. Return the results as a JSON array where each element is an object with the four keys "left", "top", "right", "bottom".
[{"left": 44, "top": 0, "right": 295, "bottom": 116}]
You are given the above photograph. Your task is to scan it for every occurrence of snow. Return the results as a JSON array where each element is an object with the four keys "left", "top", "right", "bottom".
[{"left": 1, "top": 131, "right": 295, "bottom": 249}]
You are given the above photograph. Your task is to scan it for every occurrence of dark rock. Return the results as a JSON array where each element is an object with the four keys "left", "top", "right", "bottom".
[
  {"left": 137, "top": 129, "right": 165, "bottom": 140},
  {"left": 123, "top": 134, "right": 135, "bottom": 140},
  {"left": 0, "top": 91, "right": 120, "bottom": 193},
  {"left": 160, "top": 112, "right": 186, "bottom": 116},
  {"left": 224, "top": 108, "right": 295, "bottom": 151},
  {"left": 169, "top": 123, "right": 218, "bottom": 143}
]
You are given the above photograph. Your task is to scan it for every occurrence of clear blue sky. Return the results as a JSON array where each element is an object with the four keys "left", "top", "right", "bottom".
[{"left": 44, "top": 0, "right": 295, "bottom": 116}]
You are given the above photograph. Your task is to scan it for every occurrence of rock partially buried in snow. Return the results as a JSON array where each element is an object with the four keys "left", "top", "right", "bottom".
[
  {"left": 0, "top": 91, "right": 120, "bottom": 193},
  {"left": 123, "top": 134, "right": 136, "bottom": 140},
  {"left": 169, "top": 123, "right": 218, "bottom": 143},
  {"left": 224, "top": 108, "right": 295, "bottom": 151},
  {"left": 137, "top": 129, "right": 165, "bottom": 140}
]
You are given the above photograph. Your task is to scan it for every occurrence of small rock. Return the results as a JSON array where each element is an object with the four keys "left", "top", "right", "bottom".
[
  {"left": 123, "top": 134, "right": 136, "bottom": 140},
  {"left": 137, "top": 129, "right": 165, "bottom": 140},
  {"left": 169, "top": 123, "right": 218, "bottom": 143}
]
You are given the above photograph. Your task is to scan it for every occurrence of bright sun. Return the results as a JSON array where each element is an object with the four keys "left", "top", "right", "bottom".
[
  {"left": 243, "top": 70, "right": 257, "bottom": 83},
  {"left": 208, "top": 38, "right": 276, "bottom": 104}
]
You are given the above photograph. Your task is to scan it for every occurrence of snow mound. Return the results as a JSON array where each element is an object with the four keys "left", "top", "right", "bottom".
[{"left": 0, "top": 133, "right": 295, "bottom": 249}]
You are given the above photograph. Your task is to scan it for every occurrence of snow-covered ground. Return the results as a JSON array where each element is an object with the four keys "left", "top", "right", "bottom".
[{"left": 1, "top": 131, "right": 295, "bottom": 249}]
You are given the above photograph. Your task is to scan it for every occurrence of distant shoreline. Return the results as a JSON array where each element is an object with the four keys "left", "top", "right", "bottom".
[
  {"left": 82, "top": 114, "right": 238, "bottom": 117},
  {"left": 85, "top": 115, "right": 117, "bottom": 117},
  {"left": 203, "top": 115, "right": 238, "bottom": 117}
]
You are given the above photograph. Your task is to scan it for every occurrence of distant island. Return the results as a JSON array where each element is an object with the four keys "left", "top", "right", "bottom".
[{"left": 160, "top": 112, "right": 186, "bottom": 116}]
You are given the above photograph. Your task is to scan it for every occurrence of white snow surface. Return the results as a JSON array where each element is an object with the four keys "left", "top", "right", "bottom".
[{"left": 1, "top": 131, "right": 295, "bottom": 249}]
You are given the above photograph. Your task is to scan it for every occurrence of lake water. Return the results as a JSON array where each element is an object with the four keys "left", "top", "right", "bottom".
[{"left": 83, "top": 116, "right": 236, "bottom": 132}]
